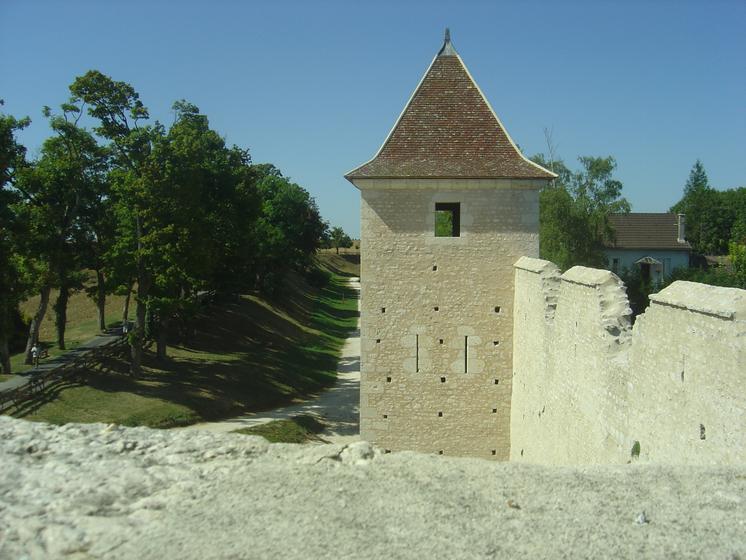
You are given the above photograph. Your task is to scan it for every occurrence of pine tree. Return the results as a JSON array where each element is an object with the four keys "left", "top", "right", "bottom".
[{"left": 683, "top": 159, "right": 710, "bottom": 196}]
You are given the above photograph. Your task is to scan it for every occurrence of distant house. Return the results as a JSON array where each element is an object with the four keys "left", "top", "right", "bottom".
[{"left": 604, "top": 213, "right": 691, "bottom": 283}]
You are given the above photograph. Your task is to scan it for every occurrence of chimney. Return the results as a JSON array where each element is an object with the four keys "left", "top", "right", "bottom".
[{"left": 677, "top": 213, "right": 686, "bottom": 243}]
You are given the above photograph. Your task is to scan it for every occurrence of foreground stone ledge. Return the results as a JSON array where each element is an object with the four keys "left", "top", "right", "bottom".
[{"left": 1, "top": 417, "right": 745, "bottom": 560}]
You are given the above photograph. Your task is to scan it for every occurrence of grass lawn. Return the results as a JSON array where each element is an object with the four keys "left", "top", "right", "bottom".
[
  {"left": 234, "top": 414, "right": 327, "bottom": 443},
  {"left": 11, "top": 287, "right": 126, "bottom": 375},
  {"left": 317, "top": 251, "right": 360, "bottom": 278},
  {"left": 9, "top": 254, "right": 359, "bottom": 428}
]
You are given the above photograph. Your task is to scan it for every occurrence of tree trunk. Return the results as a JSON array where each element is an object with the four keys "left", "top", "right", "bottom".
[
  {"left": 24, "top": 285, "right": 51, "bottom": 364},
  {"left": 54, "top": 285, "right": 70, "bottom": 350},
  {"left": 129, "top": 213, "right": 150, "bottom": 378},
  {"left": 156, "top": 318, "right": 168, "bottom": 360},
  {"left": 0, "top": 335, "right": 10, "bottom": 375},
  {"left": 335, "top": 246, "right": 339, "bottom": 254},
  {"left": 130, "top": 296, "right": 145, "bottom": 377},
  {"left": 122, "top": 282, "right": 132, "bottom": 326},
  {"left": 96, "top": 269, "right": 106, "bottom": 331}
]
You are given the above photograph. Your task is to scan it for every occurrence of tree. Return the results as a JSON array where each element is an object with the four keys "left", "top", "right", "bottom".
[
  {"left": 0, "top": 101, "right": 32, "bottom": 373},
  {"left": 670, "top": 161, "right": 746, "bottom": 255},
  {"left": 683, "top": 159, "right": 709, "bottom": 197},
  {"left": 730, "top": 241, "right": 746, "bottom": 288},
  {"left": 330, "top": 226, "right": 353, "bottom": 254},
  {"left": 69, "top": 70, "right": 155, "bottom": 375},
  {"left": 140, "top": 100, "right": 246, "bottom": 359},
  {"left": 13, "top": 102, "right": 108, "bottom": 358},
  {"left": 253, "top": 165, "right": 326, "bottom": 293},
  {"left": 533, "top": 153, "right": 630, "bottom": 270}
]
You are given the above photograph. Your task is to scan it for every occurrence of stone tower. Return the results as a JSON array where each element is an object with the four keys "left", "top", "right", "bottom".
[{"left": 345, "top": 30, "right": 555, "bottom": 460}]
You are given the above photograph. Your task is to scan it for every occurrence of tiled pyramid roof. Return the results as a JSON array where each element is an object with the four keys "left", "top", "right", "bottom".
[
  {"left": 606, "top": 213, "right": 692, "bottom": 251},
  {"left": 346, "top": 33, "right": 555, "bottom": 181}
]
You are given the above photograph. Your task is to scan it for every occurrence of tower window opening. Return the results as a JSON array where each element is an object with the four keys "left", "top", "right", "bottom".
[
  {"left": 435, "top": 203, "right": 461, "bottom": 237},
  {"left": 415, "top": 334, "right": 419, "bottom": 373},
  {"left": 464, "top": 336, "right": 468, "bottom": 373}
]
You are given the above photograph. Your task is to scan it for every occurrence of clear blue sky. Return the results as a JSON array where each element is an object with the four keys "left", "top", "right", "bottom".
[{"left": 2, "top": 0, "right": 744, "bottom": 237}]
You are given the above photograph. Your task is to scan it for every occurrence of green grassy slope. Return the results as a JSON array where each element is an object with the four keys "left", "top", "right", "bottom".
[
  {"left": 234, "top": 414, "right": 327, "bottom": 443},
  {"left": 9, "top": 254, "right": 359, "bottom": 428},
  {"left": 12, "top": 286, "right": 127, "bottom": 374}
]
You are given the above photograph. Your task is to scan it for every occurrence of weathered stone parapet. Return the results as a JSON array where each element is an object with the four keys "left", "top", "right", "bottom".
[
  {"left": 649, "top": 280, "right": 746, "bottom": 320},
  {"left": 512, "top": 258, "right": 746, "bottom": 466},
  {"left": 561, "top": 266, "right": 632, "bottom": 343},
  {"left": 513, "top": 257, "right": 560, "bottom": 320}
]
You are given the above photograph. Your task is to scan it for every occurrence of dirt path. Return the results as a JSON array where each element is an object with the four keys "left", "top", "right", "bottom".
[{"left": 178, "top": 277, "right": 361, "bottom": 443}]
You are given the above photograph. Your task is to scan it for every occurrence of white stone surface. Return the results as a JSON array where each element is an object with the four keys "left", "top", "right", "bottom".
[
  {"left": 511, "top": 257, "right": 746, "bottom": 465},
  {"left": 1, "top": 416, "right": 745, "bottom": 559}
]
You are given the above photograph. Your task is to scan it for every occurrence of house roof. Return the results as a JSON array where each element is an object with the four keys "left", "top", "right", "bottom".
[
  {"left": 606, "top": 213, "right": 691, "bottom": 251},
  {"left": 345, "top": 31, "right": 556, "bottom": 181}
]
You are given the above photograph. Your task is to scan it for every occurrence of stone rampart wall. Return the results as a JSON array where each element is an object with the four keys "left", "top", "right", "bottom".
[{"left": 511, "top": 257, "right": 746, "bottom": 465}]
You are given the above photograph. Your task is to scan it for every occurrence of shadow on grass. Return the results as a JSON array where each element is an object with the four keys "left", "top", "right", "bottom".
[{"left": 12, "top": 273, "right": 359, "bottom": 427}]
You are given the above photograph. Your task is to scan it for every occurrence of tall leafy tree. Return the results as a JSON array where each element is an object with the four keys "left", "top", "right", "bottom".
[
  {"left": 69, "top": 70, "right": 155, "bottom": 375},
  {"left": 0, "top": 101, "right": 32, "bottom": 373},
  {"left": 254, "top": 165, "right": 326, "bottom": 293},
  {"left": 329, "top": 226, "right": 353, "bottom": 254},
  {"left": 140, "top": 100, "right": 245, "bottom": 359},
  {"left": 533, "top": 154, "right": 629, "bottom": 270},
  {"left": 14, "top": 103, "right": 108, "bottom": 358}
]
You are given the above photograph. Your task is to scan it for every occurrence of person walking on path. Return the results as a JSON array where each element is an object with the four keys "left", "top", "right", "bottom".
[{"left": 31, "top": 343, "right": 40, "bottom": 368}]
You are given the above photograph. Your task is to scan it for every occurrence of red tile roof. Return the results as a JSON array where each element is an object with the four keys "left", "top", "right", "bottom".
[
  {"left": 345, "top": 42, "right": 555, "bottom": 181},
  {"left": 606, "top": 213, "right": 691, "bottom": 251}
]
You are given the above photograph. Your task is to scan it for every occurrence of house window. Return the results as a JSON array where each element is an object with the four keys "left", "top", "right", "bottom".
[
  {"left": 435, "top": 203, "right": 460, "bottom": 237},
  {"left": 612, "top": 258, "right": 619, "bottom": 273}
]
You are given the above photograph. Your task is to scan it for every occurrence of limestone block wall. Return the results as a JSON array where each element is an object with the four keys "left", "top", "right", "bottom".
[
  {"left": 359, "top": 179, "right": 541, "bottom": 460},
  {"left": 511, "top": 257, "right": 746, "bottom": 465}
]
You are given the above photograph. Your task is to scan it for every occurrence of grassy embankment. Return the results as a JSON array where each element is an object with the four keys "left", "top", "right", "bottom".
[
  {"left": 8, "top": 252, "right": 359, "bottom": 428},
  {"left": 8, "top": 291, "right": 127, "bottom": 377},
  {"left": 234, "top": 414, "right": 327, "bottom": 443}
]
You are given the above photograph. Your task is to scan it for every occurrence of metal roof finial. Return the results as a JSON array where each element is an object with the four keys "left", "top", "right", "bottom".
[{"left": 438, "top": 27, "right": 457, "bottom": 56}]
